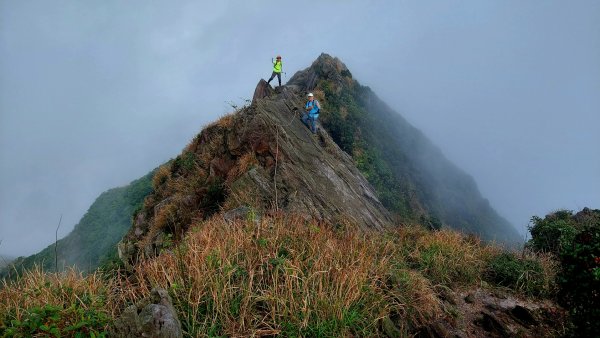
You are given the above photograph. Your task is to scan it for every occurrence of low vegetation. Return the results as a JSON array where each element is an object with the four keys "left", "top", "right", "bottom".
[
  {"left": 527, "top": 208, "right": 600, "bottom": 337},
  {"left": 1, "top": 214, "right": 557, "bottom": 337},
  {"left": 485, "top": 252, "right": 556, "bottom": 297},
  {"left": 0, "top": 267, "right": 117, "bottom": 337}
]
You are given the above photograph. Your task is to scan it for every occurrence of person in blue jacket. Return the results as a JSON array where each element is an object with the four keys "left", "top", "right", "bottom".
[{"left": 302, "top": 93, "right": 321, "bottom": 134}]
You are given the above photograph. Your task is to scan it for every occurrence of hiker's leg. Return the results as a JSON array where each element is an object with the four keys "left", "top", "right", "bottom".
[
  {"left": 310, "top": 116, "right": 317, "bottom": 133},
  {"left": 267, "top": 72, "right": 276, "bottom": 84},
  {"left": 277, "top": 73, "right": 281, "bottom": 86},
  {"left": 301, "top": 113, "right": 309, "bottom": 127},
  {"left": 312, "top": 117, "right": 318, "bottom": 133}
]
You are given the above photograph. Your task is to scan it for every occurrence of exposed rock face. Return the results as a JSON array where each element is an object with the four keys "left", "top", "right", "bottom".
[
  {"left": 252, "top": 78, "right": 274, "bottom": 103},
  {"left": 380, "top": 287, "right": 567, "bottom": 337},
  {"left": 222, "top": 206, "right": 260, "bottom": 224},
  {"left": 119, "top": 79, "right": 392, "bottom": 267},
  {"left": 113, "top": 288, "right": 183, "bottom": 338},
  {"left": 249, "top": 85, "right": 392, "bottom": 229},
  {"left": 288, "top": 53, "right": 352, "bottom": 91},
  {"left": 408, "top": 288, "right": 568, "bottom": 338}
]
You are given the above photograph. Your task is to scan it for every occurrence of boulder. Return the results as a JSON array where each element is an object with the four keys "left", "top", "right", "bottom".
[
  {"left": 223, "top": 206, "right": 260, "bottom": 224},
  {"left": 113, "top": 288, "right": 182, "bottom": 338},
  {"left": 252, "top": 79, "right": 274, "bottom": 103},
  {"left": 478, "top": 311, "right": 510, "bottom": 337},
  {"left": 510, "top": 305, "right": 538, "bottom": 327}
]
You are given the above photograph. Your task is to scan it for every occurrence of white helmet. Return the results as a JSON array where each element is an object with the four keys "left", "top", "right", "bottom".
[{"left": 307, "top": 93, "right": 314, "bottom": 97}]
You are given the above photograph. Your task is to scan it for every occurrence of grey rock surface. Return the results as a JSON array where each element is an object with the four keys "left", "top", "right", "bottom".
[{"left": 113, "top": 288, "right": 182, "bottom": 338}]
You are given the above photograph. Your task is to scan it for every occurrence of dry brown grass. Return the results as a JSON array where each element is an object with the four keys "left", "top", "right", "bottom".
[
  {"left": 0, "top": 267, "right": 113, "bottom": 315},
  {"left": 407, "top": 228, "right": 500, "bottom": 286},
  {"left": 204, "top": 112, "right": 235, "bottom": 130},
  {"left": 236, "top": 152, "right": 259, "bottom": 176},
  {"left": 216, "top": 113, "right": 235, "bottom": 128},
  {"left": 221, "top": 185, "right": 264, "bottom": 212},
  {"left": 197, "top": 136, "right": 222, "bottom": 169},
  {"left": 126, "top": 215, "right": 443, "bottom": 336},
  {"left": 152, "top": 163, "right": 172, "bottom": 190},
  {"left": 523, "top": 251, "right": 558, "bottom": 293},
  {"left": 0, "top": 266, "right": 123, "bottom": 336},
  {"left": 225, "top": 151, "right": 259, "bottom": 185},
  {"left": 0, "top": 215, "right": 559, "bottom": 337}
]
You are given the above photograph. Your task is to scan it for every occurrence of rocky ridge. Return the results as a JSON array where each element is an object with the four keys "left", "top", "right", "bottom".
[{"left": 119, "top": 78, "right": 392, "bottom": 267}]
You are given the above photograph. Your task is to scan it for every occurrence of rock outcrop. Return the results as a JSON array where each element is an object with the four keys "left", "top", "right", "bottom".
[
  {"left": 113, "top": 288, "right": 183, "bottom": 338},
  {"left": 119, "top": 78, "right": 392, "bottom": 267},
  {"left": 422, "top": 288, "right": 566, "bottom": 338},
  {"left": 380, "top": 287, "right": 568, "bottom": 338}
]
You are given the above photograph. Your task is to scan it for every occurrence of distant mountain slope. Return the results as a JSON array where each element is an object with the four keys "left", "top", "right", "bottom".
[
  {"left": 0, "top": 256, "right": 15, "bottom": 269},
  {"left": 288, "top": 54, "right": 520, "bottom": 244},
  {"left": 2, "top": 171, "right": 154, "bottom": 277}
]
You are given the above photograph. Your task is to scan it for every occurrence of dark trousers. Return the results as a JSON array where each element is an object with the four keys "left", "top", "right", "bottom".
[
  {"left": 267, "top": 71, "right": 281, "bottom": 86},
  {"left": 302, "top": 113, "right": 318, "bottom": 134}
]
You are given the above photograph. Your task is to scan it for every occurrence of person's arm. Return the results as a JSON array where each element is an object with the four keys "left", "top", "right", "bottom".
[{"left": 315, "top": 100, "right": 321, "bottom": 110}]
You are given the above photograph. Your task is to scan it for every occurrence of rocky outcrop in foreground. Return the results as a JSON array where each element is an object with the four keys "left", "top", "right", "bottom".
[
  {"left": 113, "top": 288, "right": 182, "bottom": 338},
  {"left": 406, "top": 288, "right": 567, "bottom": 338}
]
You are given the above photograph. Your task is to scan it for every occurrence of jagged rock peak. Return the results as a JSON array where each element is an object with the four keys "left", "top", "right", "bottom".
[
  {"left": 252, "top": 79, "right": 274, "bottom": 104},
  {"left": 287, "top": 53, "right": 353, "bottom": 91}
]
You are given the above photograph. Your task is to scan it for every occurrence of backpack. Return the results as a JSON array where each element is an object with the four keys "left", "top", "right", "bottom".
[{"left": 306, "top": 100, "right": 320, "bottom": 115}]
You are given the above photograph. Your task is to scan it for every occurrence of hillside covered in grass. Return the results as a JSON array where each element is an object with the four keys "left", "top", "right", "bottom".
[
  {"left": 1, "top": 171, "right": 154, "bottom": 278},
  {"left": 0, "top": 256, "right": 14, "bottom": 269},
  {"left": 0, "top": 214, "right": 565, "bottom": 337}
]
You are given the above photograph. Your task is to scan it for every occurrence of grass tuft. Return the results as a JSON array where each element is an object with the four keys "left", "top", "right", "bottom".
[{"left": 0, "top": 266, "right": 120, "bottom": 337}]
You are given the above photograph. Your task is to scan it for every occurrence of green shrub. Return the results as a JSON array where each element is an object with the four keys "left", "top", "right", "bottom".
[
  {"left": 528, "top": 210, "right": 578, "bottom": 255},
  {"left": 408, "top": 229, "right": 492, "bottom": 286},
  {"left": 558, "top": 226, "right": 600, "bottom": 337},
  {"left": 172, "top": 152, "right": 198, "bottom": 173},
  {"left": 528, "top": 208, "right": 600, "bottom": 336},
  {"left": 485, "top": 253, "right": 553, "bottom": 297},
  {"left": 1, "top": 301, "right": 110, "bottom": 338}
]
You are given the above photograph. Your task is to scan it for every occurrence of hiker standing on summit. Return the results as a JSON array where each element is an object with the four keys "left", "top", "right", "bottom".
[
  {"left": 267, "top": 55, "right": 283, "bottom": 87},
  {"left": 302, "top": 93, "right": 321, "bottom": 134}
]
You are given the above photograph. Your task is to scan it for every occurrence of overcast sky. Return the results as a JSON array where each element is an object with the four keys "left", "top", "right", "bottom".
[{"left": 1, "top": 1, "right": 598, "bottom": 256}]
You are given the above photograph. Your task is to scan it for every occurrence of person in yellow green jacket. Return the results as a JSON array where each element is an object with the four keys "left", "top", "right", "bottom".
[{"left": 267, "top": 55, "right": 283, "bottom": 87}]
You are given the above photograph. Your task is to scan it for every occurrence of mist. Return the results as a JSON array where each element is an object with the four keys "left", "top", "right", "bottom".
[{"left": 1, "top": 1, "right": 598, "bottom": 256}]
